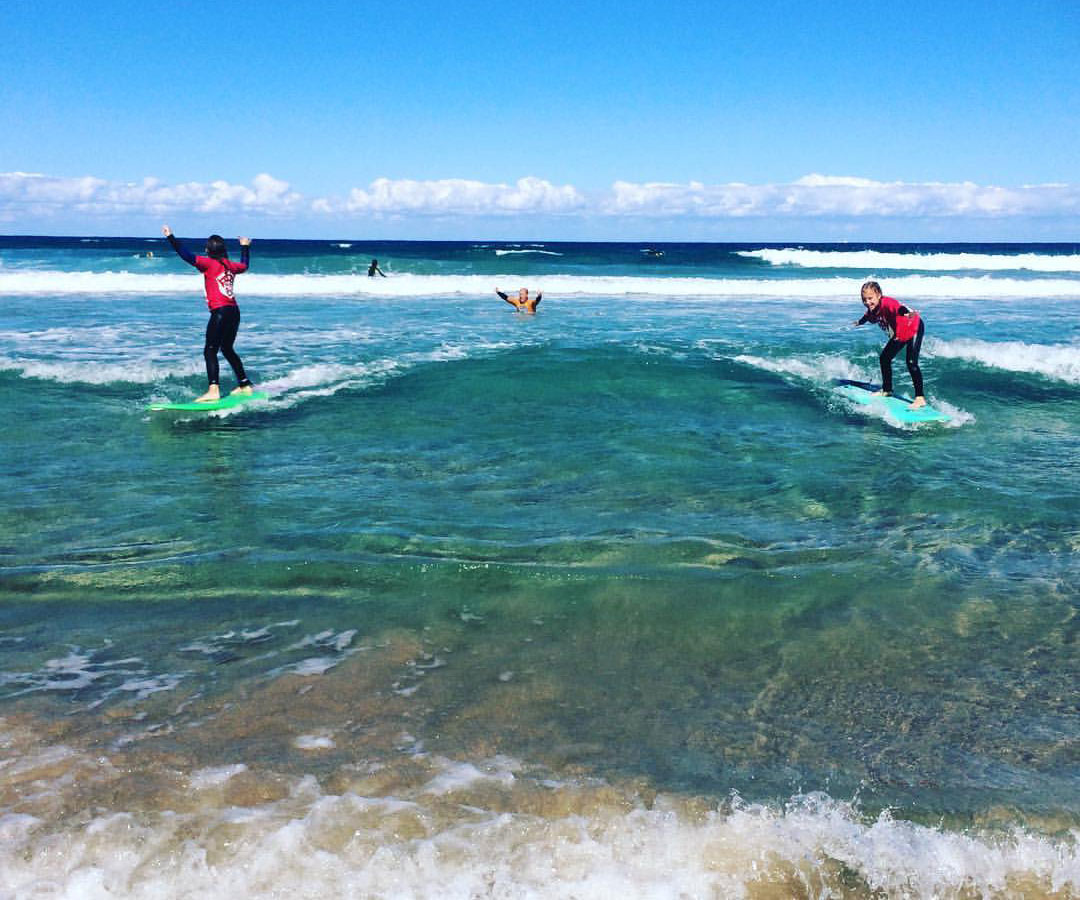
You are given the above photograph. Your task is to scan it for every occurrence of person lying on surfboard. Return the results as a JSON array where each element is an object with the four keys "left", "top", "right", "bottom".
[
  {"left": 495, "top": 286, "right": 542, "bottom": 314},
  {"left": 162, "top": 225, "right": 256, "bottom": 403},
  {"left": 853, "top": 280, "right": 927, "bottom": 410}
]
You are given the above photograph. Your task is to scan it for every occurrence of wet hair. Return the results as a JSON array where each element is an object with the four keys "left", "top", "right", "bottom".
[
  {"left": 205, "top": 234, "right": 228, "bottom": 260},
  {"left": 861, "top": 280, "right": 882, "bottom": 297}
]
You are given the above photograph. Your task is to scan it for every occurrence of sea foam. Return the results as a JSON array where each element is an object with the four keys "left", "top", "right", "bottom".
[
  {"left": 741, "top": 247, "right": 1080, "bottom": 273},
  {"left": 929, "top": 338, "right": 1080, "bottom": 384},
  {"left": 732, "top": 352, "right": 975, "bottom": 427},
  {"left": 1, "top": 746, "right": 1076, "bottom": 900},
  {"left": 4, "top": 269, "right": 1080, "bottom": 299}
]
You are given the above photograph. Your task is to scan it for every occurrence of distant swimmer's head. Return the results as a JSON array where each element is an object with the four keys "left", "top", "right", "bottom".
[
  {"left": 205, "top": 235, "right": 228, "bottom": 260},
  {"left": 860, "top": 280, "right": 882, "bottom": 311}
]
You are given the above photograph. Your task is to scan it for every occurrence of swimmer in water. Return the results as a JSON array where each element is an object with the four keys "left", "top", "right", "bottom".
[
  {"left": 367, "top": 259, "right": 386, "bottom": 277},
  {"left": 495, "top": 286, "right": 542, "bottom": 314}
]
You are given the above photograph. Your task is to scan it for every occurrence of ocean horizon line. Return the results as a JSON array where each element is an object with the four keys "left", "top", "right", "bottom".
[{"left": 4, "top": 233, "right": 1080, "bottom": 246}]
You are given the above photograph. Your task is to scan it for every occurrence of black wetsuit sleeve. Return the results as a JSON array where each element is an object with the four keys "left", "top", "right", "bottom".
[
  {"left": 167, "top": 234, "right": 197, "bottom": 267},
  {"left": 496, "top": 290, "right": 509, "bottom": 300},
  {"left": 856, "top": 312, "right": 871, "bottom": 325},
  {"left": 241, "top": 245, "right": 250, "bottom": 268},
  {"left": 897, "top": 305, "right": 912, "bottom": 315}
]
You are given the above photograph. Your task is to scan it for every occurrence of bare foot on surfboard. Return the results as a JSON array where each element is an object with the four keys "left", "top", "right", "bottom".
[
  {"left": 195, "top": 386, "right": 221, "bottom": 403},
  {"left": 910, "top": 396, "right": 927, "bottom": 409},
  {"left": 230, "top": 385, "right": 254, "bottom": 396}
]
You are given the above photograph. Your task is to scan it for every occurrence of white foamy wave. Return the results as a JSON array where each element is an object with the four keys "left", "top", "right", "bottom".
[
  {"left": 1, "top": 749, "right": 1075, "bottom": 899},
  {"left": 260, "top": 359, "right": 402, "bottom": 396},
  {"left": 6, "top": 269, "right": 1080, "bottom": 299},
  {"left": 493, "top": 249, "right": 563, "bottom": 256},
  {"left": 733, "top": 352, "right": 867, "bottom": 384},
  {"left": 930, "top": 338, "right": 1080, "bottom": 384},
  {"left": 2, "top": 330, "right": 517, "bottom": 392},
  {"left": 741, "top": 247, "right": 1080, "bottom": 273},
  {"left": 0, "top": 355, "right": 201, "bottom": 385},
  {"left": 259, "top": 342, "right": 520, "bottom": 408},
  {"left": 733, "top": 353, "right": 973, "bottom": 427}
]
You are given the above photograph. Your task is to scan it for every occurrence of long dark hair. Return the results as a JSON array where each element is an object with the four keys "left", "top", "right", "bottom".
[{"left": 205, "top": 234, "right": 228, "bottom": 260}]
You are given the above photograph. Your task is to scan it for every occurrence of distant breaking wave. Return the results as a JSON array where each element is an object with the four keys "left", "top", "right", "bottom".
[
  {"left": 929, "top": 337, "right": 1080, "bottom": 384},
  {"left": 740, "top": 248, "right": 1080, "bottom": 273},
  {"left": 734, "top": 340, "right": 1080, "bottom": 387},
  {"left": 4, "top": 270, "right": 1080, "bottom": 299},
  {"left": 493, "top": 249, "right": 563, "bottom": 256}
]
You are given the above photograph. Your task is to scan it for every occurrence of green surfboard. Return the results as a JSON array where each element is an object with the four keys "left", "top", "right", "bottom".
[
  {"left": 147, "top": 391, "right": 269, "bottom": 412},
  {"left": 834, "top": 380, "right": 950, "bottom": 424}
]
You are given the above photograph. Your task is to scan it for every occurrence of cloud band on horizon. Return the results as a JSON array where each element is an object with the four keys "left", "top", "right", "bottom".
[{"left": 2, "top": 171, "right": 1078, "bottom": 223}]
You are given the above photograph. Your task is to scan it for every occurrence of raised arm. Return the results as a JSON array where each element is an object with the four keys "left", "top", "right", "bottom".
[
  {"left": 236, "top": 236, "right": 251, "bottom": 272},
  {"left": 495, "top": 287, "right": 515, "bottom": 306},
  {"left": 162, "top": 224, "right": 197, "bottom": 267}
]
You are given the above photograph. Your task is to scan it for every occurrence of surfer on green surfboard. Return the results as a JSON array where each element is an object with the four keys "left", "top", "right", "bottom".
[
  {"left": 853, "top": 280, "right": 928, "bottom": 410},
  {"left": 162, "top": 224, "right": 257, "bottom": 403}
]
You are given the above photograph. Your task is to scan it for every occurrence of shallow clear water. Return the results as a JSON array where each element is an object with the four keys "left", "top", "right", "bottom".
[{"left": 1, "top": 237, "right": 1078, "bottom": 897}]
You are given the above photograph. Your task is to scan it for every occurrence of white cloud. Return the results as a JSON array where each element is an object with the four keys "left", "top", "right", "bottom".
[
  {"left": 0, "top": 172, "right": 304, "bottom": 219},
  {"left": 603, "top": 176, "right": 1080, "bottom": 218},
  {"left": 1, "top": 171, "right": 1078, "bottom": 225},
  {"left": 343, "top": 176, "right": 586, "bottom": 216}
]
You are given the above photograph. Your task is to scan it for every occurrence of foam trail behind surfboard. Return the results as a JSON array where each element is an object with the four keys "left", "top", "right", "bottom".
[{"left": 833, "top": 379, "right": 950, "bottom": 423}]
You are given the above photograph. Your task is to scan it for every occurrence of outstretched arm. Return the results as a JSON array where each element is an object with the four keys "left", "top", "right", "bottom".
[
  {"left": 534, "top": 291, "right": 542, "bottom": 308},
  {"left": 495, "top": 288, "right": 515, "bottom": 306},
  {"left": 237, "top": 236, "right": 251, "bottom": 272},
  {"left": 162, "top": 224, "right": 197, "bottom": 267}
]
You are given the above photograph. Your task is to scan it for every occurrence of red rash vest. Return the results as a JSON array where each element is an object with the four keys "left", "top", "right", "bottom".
[
  {"left": 863, "top": 295, "right": 921, "bottom": 342},
  {"left": 194, "top": 256, "right": 248, "bottom": 310}
]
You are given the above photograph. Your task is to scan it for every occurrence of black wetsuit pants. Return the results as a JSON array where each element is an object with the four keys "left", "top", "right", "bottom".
[
  {"left": 204, "top": 306, "right": 250, "bottom": 387},
  {"left": 880, "top": 320, "right": 925, "bottom": 397}
]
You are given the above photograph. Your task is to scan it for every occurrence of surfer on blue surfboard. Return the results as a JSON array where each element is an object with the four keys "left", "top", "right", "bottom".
[
  {"left": 162, "top": 225, "right": 256, "bottom": 403},
  {"left": 853, "top": 280, "right": 927, "bottom": 410}
]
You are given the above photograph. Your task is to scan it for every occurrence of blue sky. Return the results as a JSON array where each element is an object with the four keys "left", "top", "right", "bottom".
[{"left": 2, "top": 0, "right": 1077, "bottom": 239}]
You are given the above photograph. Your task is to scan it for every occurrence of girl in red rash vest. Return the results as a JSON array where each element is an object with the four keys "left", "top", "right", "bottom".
[
  {"left": 162, "top": 224, "right": 255, "bottom": 402},
  {"left": 853, "top": 280, "right": 927, "bottom": 409}
]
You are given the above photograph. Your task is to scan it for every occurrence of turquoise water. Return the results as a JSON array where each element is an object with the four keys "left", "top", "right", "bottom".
[{"left": 1, "top": 238, "right": 1078, "bottom": 897}]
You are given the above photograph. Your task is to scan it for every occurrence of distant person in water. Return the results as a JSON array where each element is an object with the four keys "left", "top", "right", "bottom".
[
  {"left": 495, "top": 286, "right": 542, "bottom": 314},
  {"left": 853, "top": 280, "right": 927, "bottom": 409},
  {"left": 367, "top": 259, "right": 386, "bottom": 277},
  {"left": 162, "top": 224, "right": 254, "bottom": 403}
]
